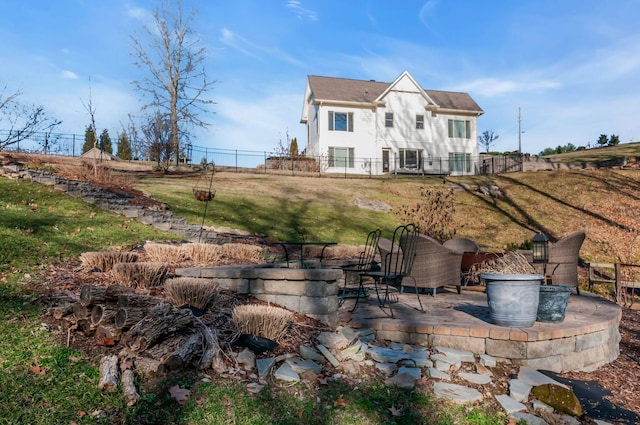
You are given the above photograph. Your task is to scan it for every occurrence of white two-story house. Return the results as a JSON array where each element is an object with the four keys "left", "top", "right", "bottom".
[{"left": 300, "top": 71, "right": 483, "bottom": 175}]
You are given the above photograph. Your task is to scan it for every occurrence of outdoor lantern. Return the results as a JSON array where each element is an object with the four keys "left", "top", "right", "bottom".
[{"left": 531, "top": 233, "right": 549, "bottom": 263}]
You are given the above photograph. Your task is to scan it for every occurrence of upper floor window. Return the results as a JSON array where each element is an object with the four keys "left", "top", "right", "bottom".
[
  {"left": 448, "top": 119, "right": 471, "bottom": 138},
  {"left": 416, "top": 114, "right": 424, "bottom": 130},
  {"left": 328, "top": 111, "right": 354, "bottom": 132},
  {"left": 385, "top": 112, "right": 394, "bottom": 128}
]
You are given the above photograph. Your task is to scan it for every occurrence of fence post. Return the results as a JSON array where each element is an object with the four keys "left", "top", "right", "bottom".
[{"left": 264, "top": 152, "right": 267, "bottom": 174}]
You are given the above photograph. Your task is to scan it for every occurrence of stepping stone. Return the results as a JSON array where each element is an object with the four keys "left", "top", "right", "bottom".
[
  {"left": 317, "top": 332, "right": 349, "bottom": 349},
  {"left": 433, "top": 383, "right": 483, "bottom": 404},
  {"left": 367, "top": 347, "right": 410, "bottom": 364},
  {"left": 428, "top": 368, "right": 451, "bottom": 381},
  {"left": 511, "top": 412, "right": 549, "bottom": 425},
  {"left": 495, "top": 394, "right": 527, "bottom": 414},
  {"left": 518, "top": 368, "right": 567, "bottom": 388},
  {"left": 435, "top": 346, "right": 475, "bottom": 363},
  {"left": 376, "top": 363, "right": 397, "bottom": 376},
  {"left": 339, "top": 341, "right": 363, "bottom": 360},
  {"left": 509, "top": 379, "right": 533, "bottom": 402},
  {"left": 316, "top": 344, "right": 340, "bottom": 367},
  {"left": 480, "top": 354, "right": 497, "bottom": 367},
  {"left": 274, "top": 362, "right": 300, "bottom": 382},
  {"left": 285, "top": 357, "right": 323, "bottom": 375},
  {"left": 299, "top": 345, "right": 325, "bottom": 362},
  {"left": 431, "top": 353, "right": 462, "bottom": 369},
  {"left": 385, "top": 371, "right": 418, "bottom": 389},
  {"left": 459, "top": 372, "right": 492, "bottom": 385},
  {"left": 337, "top": 326, "right": 357, "bottom": 344},
  {"left": 397, "top": 366, "right": 421, "bottom": 380},
  {"left": 256, "top": 357, "right": 276, "bottom": 379},
  {"left": 532, "top": 399, "right": 553, "bottom": 413}
]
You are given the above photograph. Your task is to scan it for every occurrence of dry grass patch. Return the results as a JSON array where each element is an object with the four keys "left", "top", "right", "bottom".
[
  {"left": 80, "top": 251, "right": 138, "bottom": 272},
  {"left": 231, "top": 304, "right": 294, "bottom": 342},
  {"left": 222, "top": 243, "right": 264, "bottom": 263},
  {"left": 164, "top": 277, "right": 219, "bottom": 310},
  {"left": 305, "top": 244, "right": 360, "bottom": 260},
  {"left": 181, "top": 243, "right": 223, "bottom": 264},
  {"left": 111, "top": 262, "right": 168, "bottom": 288},
  {"left": 145, "top": 242, "right": 187, "bottom": 264}
]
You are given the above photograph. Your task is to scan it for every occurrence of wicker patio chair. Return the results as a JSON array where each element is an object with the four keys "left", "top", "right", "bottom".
[
  {"left": 548, "top": 231, "right": 586, "bottom": 294},
  {"left": 405, "top": 235, "right": 464, "bottom": 297},
  {"left": 443, "top": 237, "right": 480, "bottom": 254},
  {"left": 338, "top": 228, "right": 381, "bottom": 305},
  {"left": 354, "top": 224, "right": 418, "bottom": 318}
]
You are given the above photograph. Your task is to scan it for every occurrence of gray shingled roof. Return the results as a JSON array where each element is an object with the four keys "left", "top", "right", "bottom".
[{"left": 307, "top": 75, "right": 483, "bottom": 113}]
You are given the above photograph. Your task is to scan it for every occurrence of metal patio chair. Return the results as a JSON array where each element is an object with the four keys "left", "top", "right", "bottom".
[
  {"left": 353, "top": 224, "right": 418, "bottom": 318},
  {"left": 338, "top": 228, "right": 381, "bottom": 305}
]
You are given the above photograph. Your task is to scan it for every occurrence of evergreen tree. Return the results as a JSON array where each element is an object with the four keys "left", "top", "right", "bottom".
[
  {"left": 609, "top": 134, "right": 620, "bottom": 146},
  {"left": 99, "top": 129, "right": 112, "bottom": 154},
  {"left": 117, "top": 132, "right": 132, "bottom": 160},
  {"left": 597, "top": 134, "right": 609, "bottom": 147},
  {"left": 82, "top": 125, "right": 96, "bottom": 153},
  {"left": 290, "top": 137, "right": 298, "bottom": 157}
]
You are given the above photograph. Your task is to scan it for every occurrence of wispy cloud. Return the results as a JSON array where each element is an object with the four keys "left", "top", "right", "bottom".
[
  {"left": 60, "top": 70, "right": 78, "bottom": 80},
  {"left": 418, "top": 0, "right": 440, "bottom": 33},
  {"left": 219, "top": 28, "right": 260, "bottom": 58},
  {"left": 285, "top": 1, "right": 318, "bottom": 21},
  {"left": 455, "top": 77, "right": 561, "bottom": 97}
]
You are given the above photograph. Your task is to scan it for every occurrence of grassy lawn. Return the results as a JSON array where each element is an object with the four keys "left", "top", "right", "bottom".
[{"left": 0, "top": 176, "right": 508, "bottom": 424}]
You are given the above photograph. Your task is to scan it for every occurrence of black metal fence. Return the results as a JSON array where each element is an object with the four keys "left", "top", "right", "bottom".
[{"left": 1, "top": 129, "right": 523, "bottom": 176}]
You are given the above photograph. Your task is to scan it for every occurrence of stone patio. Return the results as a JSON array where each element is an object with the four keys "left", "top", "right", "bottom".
[{"left": 341, "top": 286, "right": 621, "bottom": 373}]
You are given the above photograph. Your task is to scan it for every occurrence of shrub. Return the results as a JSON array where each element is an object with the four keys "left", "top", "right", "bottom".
[
  {"left": 395, "top": 187, "right": 456, "bottom": 243},
  {"left": 111, "top": 262, "right": 168, "bottom": 288},
  {"left": 145, "top": 242, "right": 187, "bottom": 264},
  {"left": 231, "top": 304, "right": 293, "bottom": 342},
  {"left": 164, "top": 277, "right": 219, "bottom": 310}
]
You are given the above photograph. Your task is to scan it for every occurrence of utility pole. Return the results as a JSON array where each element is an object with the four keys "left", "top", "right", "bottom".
[{"left": 518, "top": 107, "right": 522, "bottom": 154}]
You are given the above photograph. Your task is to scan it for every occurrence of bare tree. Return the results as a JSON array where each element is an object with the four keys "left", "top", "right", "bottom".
[
  {"left": 0, "top": 83, "right": 61, "bottom": 151},
  {"left": 141, "top": 112, "right": 172, "bottom": 168},
  {"left": 478, "top": 130, "right": 499, "bottom": 153},
  {"left": 81, "top": 85, "right": 101, "bottom": 176},
  {"left": 131, "top": 0, "right": 215, "bottom": 167}
]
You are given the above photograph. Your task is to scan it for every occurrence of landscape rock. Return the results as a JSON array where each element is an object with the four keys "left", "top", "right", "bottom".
[
  {"left": 316, "top": 344, "right": 340, "bottom": 367},
  {"left": 530, "top": 384, "right": 583, "bottom": 417},
  {"left": 427, "top": 368, "right": 451, "bottom": 381},
  {"left": 299, "top": 345, "right": 325, "bottom": 362},
  {"left": 256, "top": 357, "right": 276, "bottom": 379},
  {"left": 236, "top": 348, "right": 256, "bottom": 371},
  {"left": 375, "top": 363, "right": 397, "bottom": 376},
  {"left": 285, "top": 357, "right": 323, "bottom": 375},
  {"left": 317, "top": 331, "right": 349, "bottom": 350},
  {"left": 479, "top": 354, "right": 497, "bottom": 367}
]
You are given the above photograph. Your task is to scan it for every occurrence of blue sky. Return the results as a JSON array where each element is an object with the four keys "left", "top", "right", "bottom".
[{"left": 1, "top": 0, "right": 639, "bottom": 155}]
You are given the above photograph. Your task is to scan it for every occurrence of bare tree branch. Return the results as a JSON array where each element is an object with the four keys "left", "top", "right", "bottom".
[{"left": 0, "top": 83, "right": 61, "bottom": 151}]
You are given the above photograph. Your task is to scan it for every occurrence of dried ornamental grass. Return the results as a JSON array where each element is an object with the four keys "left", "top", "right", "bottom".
[
  {"left": 144, "top": 243, "right": 187, "bottom": 264},
  {"left": 111, "top": 262, "right": 168, "bottom": 288},
  {"left": 231, "top": 304, "right": 293, "bottom": 342},
  {"left": 80, "top": 251, "right": 138, "bottom": 272},
  {"left": 164, "top": 277, "right": 219, "bottom": 310},
  {"left": 222, "top": 243, "right": 264, "bottom": 263},
  {"left": 472, "top": 251, "right": 537, "bottom": 275},
  {"left": 181, "top": 243, "right": 223, "bottom": 264}
]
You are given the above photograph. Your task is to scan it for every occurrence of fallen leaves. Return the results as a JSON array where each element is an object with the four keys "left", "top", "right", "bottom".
[
  {"left": 30, "top": 365, "right": 46, "bottom": 375},
  {"left": 333, "top": 394, "right": 347, "bottom": 407}
]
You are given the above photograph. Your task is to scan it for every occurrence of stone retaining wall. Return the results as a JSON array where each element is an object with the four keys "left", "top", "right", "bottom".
[{"left": 176, "top": 265, "right": 342, "bottom": 327}]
